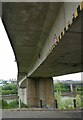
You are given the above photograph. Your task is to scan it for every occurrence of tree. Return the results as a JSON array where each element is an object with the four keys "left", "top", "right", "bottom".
[
  {"left": 54, "top": 81, "right": 70, "bottom": 92},
  {"left": 2, "top": 84, "right": 18, "bottom": 95}
]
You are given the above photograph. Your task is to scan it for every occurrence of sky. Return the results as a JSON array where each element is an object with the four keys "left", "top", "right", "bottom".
[
  {"left": 0, "top": 18, "right": 18, "bottom": 80},
  {"left": 53, "top": 72, "right": 81, "bottom": 81},
  {"left": 0, "top": 18, "right": 82, "bottom": 81}
]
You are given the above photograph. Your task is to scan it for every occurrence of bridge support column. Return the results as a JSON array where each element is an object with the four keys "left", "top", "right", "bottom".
[
  {"left": 18, "top": 87, "right": 28, "bottom": 105},
  {"left": 27, "top": 78, "right": 38, "bottom": 107},
  {"left": 27, "top": 77, "right": 54, "bottom": 108},
  {"left": 38, "top": 77, "right": 54, "bottom": 107},
  {"left": 72, "top": 85, "right": 77, "bottom": 97},
  {"left": 70, "top": 84, "right": 77, "bottom": 97},
  {"left": 70, "top": 84, "right": 73, "bottom": 92},
  {"left": 18, "top": 77, "right": 28, "bottom": 106}
]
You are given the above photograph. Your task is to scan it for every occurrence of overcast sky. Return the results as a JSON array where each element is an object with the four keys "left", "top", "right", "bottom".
[
  {"left": 53, "top": 72, "right": 81, "bottom": 81},
  {"left": 0, "top": 18, "right": 18, "bottom": 80},
  {"left": 0, "top": 18, "right": 82, "bottom": 81}
]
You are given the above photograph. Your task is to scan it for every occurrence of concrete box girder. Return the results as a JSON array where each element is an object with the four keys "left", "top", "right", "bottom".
[
  {"left": 2, "top": 2, "right": 82, "bottom": 85},
  {"left": 2, "top": 2, "right": 62, "bottom": 80}
]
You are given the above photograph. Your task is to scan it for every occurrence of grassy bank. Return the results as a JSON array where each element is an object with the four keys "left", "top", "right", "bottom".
[
  {"left": 54, "top": 92, "right": 83, "bottom": 109},
  {"left": 0, "top": 99, "right": 27, "bottom": 109}
]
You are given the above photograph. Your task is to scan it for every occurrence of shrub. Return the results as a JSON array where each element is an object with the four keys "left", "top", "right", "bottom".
[
  {"left": 1, "top": 99, "right": 27, "bottom": 109},
  {"left": 54, "top": 92, "right": 83, "bottom": 109},
  {"left": 2, "top": 100, "right": 8, "bottom": 109},
  {"left": 1, "top": 84, "right": 18, "bottom": 95},
  {"left": 76, "top": 95, "right": 82, "bottom": 108},
  {"left": 63, "top": 98, "right": 74, "bottom": 109},
  {"left": 8, "top": 100, "right": 18, "bottom": 108},
  {"left": 54, "top": 92, "right": 61, "bottom": 108}
]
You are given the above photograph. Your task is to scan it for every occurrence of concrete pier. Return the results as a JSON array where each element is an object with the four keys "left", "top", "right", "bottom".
[{"left": 18, "top": 77, "right": 54, "bottom": 107}]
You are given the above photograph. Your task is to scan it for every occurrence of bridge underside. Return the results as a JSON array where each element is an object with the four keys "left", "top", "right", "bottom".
[
  {"left": 2, "top": 2, "right": 82, "bottom": 107},
  {"left": 30, "top": 14, "right": 82, "bottom": 77},
  {"left": 2, "top": 2, "right": 82, "bottom": 81},
  {"left": 2, "top": 2, "right": 63, "bottom": 80}
]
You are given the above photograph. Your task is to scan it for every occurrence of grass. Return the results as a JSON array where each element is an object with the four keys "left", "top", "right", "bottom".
[
  {"left": 0, "top": 91, "right": 82, "bottom": 109},
  {"left": 0, "top": 99, "right": 27, "bottom": 109},
  {"left": 54, "top": 92, "right": 83, "bottom": 109}
]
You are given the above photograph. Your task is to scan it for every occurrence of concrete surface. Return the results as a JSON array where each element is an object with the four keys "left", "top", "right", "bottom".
[
  {"left": 2, "top": 2, "right": 81, "bottom": 84},
  {"left": 2, "top": 109, "right": 82, "bottom": 118}
]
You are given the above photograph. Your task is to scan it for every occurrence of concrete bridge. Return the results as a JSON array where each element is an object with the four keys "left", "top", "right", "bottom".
[
  {"left": 62, "top": 81, "right": 83, "bottom": 97},
  {"left": 1, "top": 1, "right": 83, "bottom": 107}
]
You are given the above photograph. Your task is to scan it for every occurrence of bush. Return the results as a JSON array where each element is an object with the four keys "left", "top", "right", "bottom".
[
  {"left": 63, "top": 98, "right": 74, "bottom": 109},
  {"left": 2, "top": 90, "right": 11, "bottom": 95},
  {"left": 54, "top": 92, "right": 83, "bottom": 109},
  {"left": 54, "top": 82, "right": 70, "bottom": 92},
  {"left": 8, "top": 100, "right": 18, "bottom": 108},
  {"left": 54, "top": 92, "right": 61, "bottom": 108},
  {"left": 76, "top": 95, "right": 82, "bottom": 108},
  {"left": 1, "top": 100, "right": 18, "bottom": 109},
  {"left": 2, "top": 100, "right": 8, "bottom": 109},
  {"left": 1, "top": 99, "right": 27, "bottom": 109},
  {"left": 1, "top": 84, "right": 18, "bottom": 95}
]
